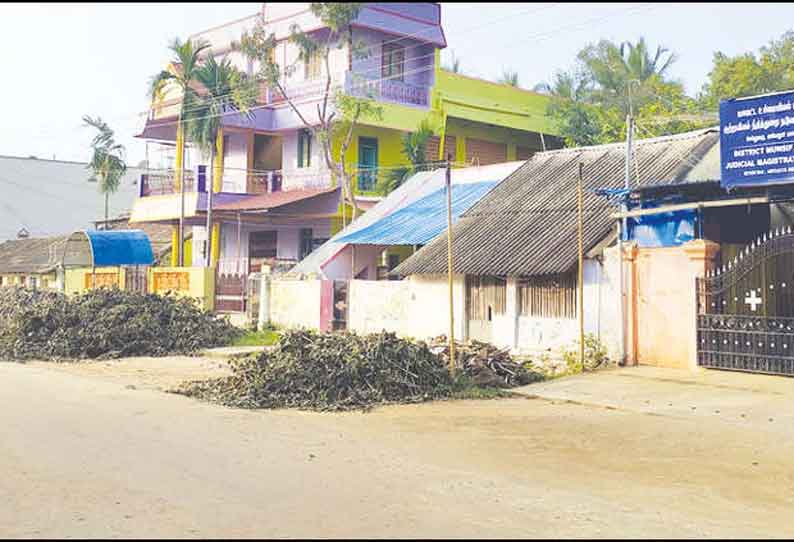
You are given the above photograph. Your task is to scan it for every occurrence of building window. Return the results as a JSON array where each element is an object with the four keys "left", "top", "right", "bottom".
[
  {"left": 466, "top": 276, "right": 507, "bottom": 321},
  {"left": 304, "top": 50, "right": 322, "bottom": 80},
  {"left": 299, "top": 228, "right": 313, "bottom": 260},
  {"left": 518, "top": 272, "right": 577, "bottom": 319},
  {"left": 357, "top": 137, "right": 378, "bottom": 192},
  {"left": 249, "top": 231, "right": 278, "bottom": 260},
  {"left": 381, "top": 43, "right": 405, "bottom": 81},
  {"left": 297, "top": 130, "right": 312, "bottom": 168}
]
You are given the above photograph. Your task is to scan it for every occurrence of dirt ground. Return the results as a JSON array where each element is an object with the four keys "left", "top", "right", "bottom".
[{"left": 2, "top": 357, "right": 794, "bottom": 538}]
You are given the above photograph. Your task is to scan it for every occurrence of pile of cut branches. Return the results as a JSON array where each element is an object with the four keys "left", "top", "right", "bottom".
[
  {"left": 176, "top": 329, "right": 543, "bottom": 412},
  {"left": 176, "top": 329, "right": 465, "bottom": 411},
  {"left": 0, "top": 287, "right": 240, "bottom": 361},
  {"left": 429, "top": 336, "right": 544, "bottom": 387}
]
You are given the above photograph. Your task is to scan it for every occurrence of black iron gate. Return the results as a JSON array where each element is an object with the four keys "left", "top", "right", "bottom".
[{"left": 697, "top": 228, "right": 794, "bottom": 375}]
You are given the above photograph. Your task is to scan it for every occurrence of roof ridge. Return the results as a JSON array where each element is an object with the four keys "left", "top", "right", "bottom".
[{"left": 536, "top": 126, "right": 719, "bottom": 158}]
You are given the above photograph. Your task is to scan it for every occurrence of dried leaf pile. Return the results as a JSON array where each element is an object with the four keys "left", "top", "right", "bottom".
[
  {"left": 0, "top": 287, "right": 240, "bottom": 361},
  {"left": 176, "top": 329, "right": 541, "bottom": 412},
  {"left": 429, "top": 336, "right": 544, "bottom": 387}
]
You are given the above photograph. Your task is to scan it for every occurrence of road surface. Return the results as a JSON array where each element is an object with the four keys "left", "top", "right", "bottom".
[{"left": 1, "top": 359, "right": 793, "bottom": 538}]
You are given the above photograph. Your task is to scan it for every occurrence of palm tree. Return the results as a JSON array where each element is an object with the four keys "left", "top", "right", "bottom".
[
  {"left": 187, "top": 54, "right": 257, "bottom": 266},
  {"left": 379, "top": 120, "right": 435, "bottom": 195},
  {"left": 148, "top": 37, "right": 210, "bottom": 266},
  {"left": 443, "top": 50, "right": 462, "bottom": 74},
  {"left": 619, "top": 37, "right": 677, "bottom": 83},
  {"left": 499, "top": 70, "right": 520, "bottom": 87},
  {"left": 533, "top": 69, "right": 591, "bottom": 101},
  {"left": 83, "top": 116, "right": 127, "bottom": 226}
]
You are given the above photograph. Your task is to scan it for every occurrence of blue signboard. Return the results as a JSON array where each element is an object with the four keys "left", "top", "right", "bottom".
[{"left": 720, "top": 90, "right": 794, "bottom": 189}]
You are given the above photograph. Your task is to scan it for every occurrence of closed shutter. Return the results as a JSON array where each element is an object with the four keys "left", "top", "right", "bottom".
[
  {"left": 466, "top": 138, "right": 508, "bottom": 165},
  {"left": 516, "top": 145, "right": 535, "bottom": 161},
  {"left": 425, "top": 135, "right": 457, "bottom": 163}
]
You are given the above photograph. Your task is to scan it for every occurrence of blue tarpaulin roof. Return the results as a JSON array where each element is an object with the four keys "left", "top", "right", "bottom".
[
  {"left": 337, "top": 181, "right": 498, "bottom": 245},
  {"left": 83, "top": 230, "right": 155, "bottom": 266}
]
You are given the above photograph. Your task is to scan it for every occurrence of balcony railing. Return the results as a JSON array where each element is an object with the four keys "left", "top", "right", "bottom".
[
  {"left": 345, "top": 72, "right": 430, "bottom": 107},
  {"left": 139, "top": 168, "right": 205, "bottom": 197},
  {"left": 249, "top": 170, "right": 283, "bottom": 194}
]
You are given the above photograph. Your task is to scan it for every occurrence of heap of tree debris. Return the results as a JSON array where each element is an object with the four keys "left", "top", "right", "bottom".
[
  {"left": 176, "top": 330, "right": 542, "bottom": 412},
  {"left": 0, "top": 287, "right": 240, "bottom": 361},
  {"left": 429, "top": 336, "right": 544, "bottom": 388},
  {"left": 176, "top": 330, "right": 460, "bottom": 411}
]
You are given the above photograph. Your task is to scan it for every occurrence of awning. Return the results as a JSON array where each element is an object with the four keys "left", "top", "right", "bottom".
[
  {"left": 62, "top": 230, "right": 154, "bottom": 267},
  {"left": 129, "top": 188, "right": 340, "bottom": 224},
  {"left": 336, "top": 181, "right": 497, "bottom": 245},
  {"left": 212, "top": 187, "right": 339, "bottom": 212}
]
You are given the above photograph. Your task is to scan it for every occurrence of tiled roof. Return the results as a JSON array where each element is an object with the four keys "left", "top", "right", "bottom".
[{"left": 394, "top": 128, "right": 720, "bottom": 277}]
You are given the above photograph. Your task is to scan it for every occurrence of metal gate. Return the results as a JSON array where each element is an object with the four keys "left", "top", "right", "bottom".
[
  {"left": 124, "top": 266, "right": 149, "bottom": 294},
  {"left": 215, "top": 271, "right": 247, "bottom": 313},
  {"left": 697, "top": 228, "right": 794, "bottom": 375}
]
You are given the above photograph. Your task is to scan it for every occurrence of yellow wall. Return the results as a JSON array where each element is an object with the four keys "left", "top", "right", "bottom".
[
  {"left": 149, "top": 266, "right": 215, "bottom": 311},
  {"left": 332, "top": 124, "right": 412, "bottom": 197},
  {"left": 0, "top": 272, "right": 57, "bottom": 289},
  {"left": 64, "top": 268, "right": 124, "bottom": 295}
]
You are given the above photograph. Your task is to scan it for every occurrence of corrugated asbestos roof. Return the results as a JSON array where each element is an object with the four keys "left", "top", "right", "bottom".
[
  {"left": 336, "top": 182, "right": 498, "bottom": 246},
  {"left": 394, "top": 127, "right": 720, "bottom": 277},
  {"left": 0, "top": 236, "right": 67, "bottom": 274}
]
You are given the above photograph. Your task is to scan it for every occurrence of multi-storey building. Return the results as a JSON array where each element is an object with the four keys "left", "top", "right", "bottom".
[{"left": 130, "top": 2, "right": 562, "bottom": 285}]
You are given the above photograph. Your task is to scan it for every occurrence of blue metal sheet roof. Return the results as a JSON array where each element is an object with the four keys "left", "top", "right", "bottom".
[
  {"left": 84, "top": 230, "right": 155, "bottom": 266},
  {"left": 337, "top": 181, "right": 498, "bottom": 245}
]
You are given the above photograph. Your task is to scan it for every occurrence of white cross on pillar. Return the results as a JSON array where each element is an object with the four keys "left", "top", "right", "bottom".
[{"left": 745, "top": 289, "right": 763, "bottom": 312}]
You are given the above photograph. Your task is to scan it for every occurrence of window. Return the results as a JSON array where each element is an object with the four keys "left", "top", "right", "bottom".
[
  {"left": 297, "top": 130, "right": 312, "bottom": 168},
  {"left": 518, "top": 272, "right": 577, "bottom": 319},
  {"left": 466, "top": 276, "right": 507, "bottom": 321},
  {"left": 305, "top": 50, "right": 322, "bottom": 80},
  {"left": 357, "top": 137, "right": 378, "bottom": 191},
  {"left": 381, "top": 43, "right": 405, "bottom": 81},
  {"left": 249, "top": 231, "right": 278, "bottom": 259}
]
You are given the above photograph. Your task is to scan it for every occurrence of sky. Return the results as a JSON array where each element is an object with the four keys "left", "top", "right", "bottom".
[{"left": 2, "top": 2, "right": 794, "bottom": 165}]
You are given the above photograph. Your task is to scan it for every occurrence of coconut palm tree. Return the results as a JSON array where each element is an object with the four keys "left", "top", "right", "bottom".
[
  {"left": 83, "top": 115, "right": 127, "bottom": 226},
  {"left": 148, "top": 37, "right": 210, "bottom": 266},
  {"left": 443, "top": 50, "right": 462, "bottom": 73},
  {"left": 499, "top": 70, "right": 520, "bottom": 87},
  {"left": 187, "top": 54, "right": 257, "bottom": 266},
  {"left": 619, "top": 37, "right": 677, "bottom": 83},
  {"left": 379, "top": 120, "right": 435, "bottom": 195}
]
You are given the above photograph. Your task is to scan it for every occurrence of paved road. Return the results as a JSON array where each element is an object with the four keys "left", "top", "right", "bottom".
[{"left": 2, "top": 360, "right": 794, "bottom": 538}]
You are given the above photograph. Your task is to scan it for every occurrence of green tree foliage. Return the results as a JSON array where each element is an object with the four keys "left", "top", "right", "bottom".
[
  {"left": 499, "top": 69, "right": 520, "bottom": 87},
  {"left": 149, "top": 38, "right": 211, "bottom": 135},
  {"left": 538, "top": 37, "right": 712, "bottom": 147},
  {"left": 443, "top": 50, "right": 462, "bottom": 73},
  {"left": 187, "top": 55, "right": 257, "bottom": 162},
  {"left": 378, "top": 120, "right": 436, "bottom": 195},
  {"left": 699, "top": 31, "right": 794, "bottom": 109},
  {"left": 236, "top": 2, "right": 383, "bottom": 219},
  {"left": 82, "top": 115, "right": 127, "bottom": 225}
]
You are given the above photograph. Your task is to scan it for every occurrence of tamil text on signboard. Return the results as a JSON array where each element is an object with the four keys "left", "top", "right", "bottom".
[{"left": 720, "top": 89, "right": 794, "bottom": 188}]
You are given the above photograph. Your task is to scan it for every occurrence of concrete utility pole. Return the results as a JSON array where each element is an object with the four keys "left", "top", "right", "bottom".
[
  {"left": 446, "top": 156, "right": 456, "bottom": 374},
  {"left": 577, "top": 162, "right": 585, "bottom": 369},
  {"left": 618, "top": 81, "right": 637, "bottom": 365}
]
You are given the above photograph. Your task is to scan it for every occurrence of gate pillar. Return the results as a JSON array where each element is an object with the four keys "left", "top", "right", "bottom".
[{"left": 682, "top": 240, "right": 720, "bottom": 371}]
